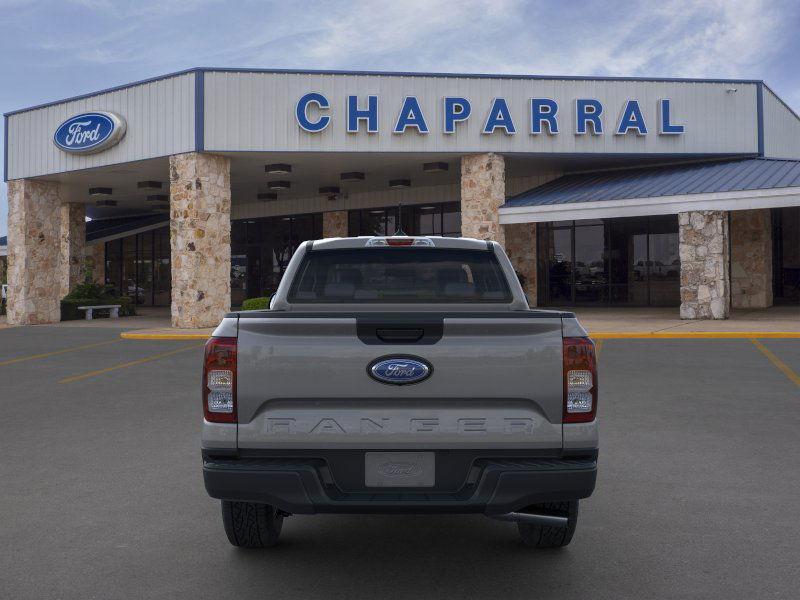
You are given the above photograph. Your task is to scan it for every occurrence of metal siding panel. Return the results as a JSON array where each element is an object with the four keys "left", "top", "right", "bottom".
[
  {"left": 763, "top": 87, "right": 800, "bottom": 159},
  {"left": 6, "top": 73, "right": 195, "bottom": 179},
  {"left": 203, "top": 73, "right": 759, "bottom": 155}
]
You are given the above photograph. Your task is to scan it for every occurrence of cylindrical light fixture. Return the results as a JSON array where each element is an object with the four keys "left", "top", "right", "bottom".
[
  {"left": 146, "top": 194, "right": 169, "bottom": 203},
  {"left": 150, "top": 203, "right": 169, "bottom": 211},
  {"left": 422, "top": 162, "right": 449, "bottom": 173},
  {"left": 257, "top": 192, "right": 278, "bottom": 201},
  {"left": 267, "top": 180, "right": 291, "bottom": 190},
  {"left": 340, "top": 172, "right": 365, "bottom": 182},
  {"left": 388, "top": 179, "right": 411, "bottom": 188},
  {"left": 95, "top": 199, "right": 117, "bottom": 207},
  {"left": 265, "top": 163, "right": 292, "bottom": 174},
  {"left": 89, "top": 187, "right": 112, "bottom": 196},
  {"left": 319, "top": 186, "right": 340, "bottom": 195}
]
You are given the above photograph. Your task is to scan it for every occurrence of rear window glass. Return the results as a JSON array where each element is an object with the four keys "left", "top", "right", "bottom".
[{"left": 288, "top": 248, "right": 512, "bottom": 304}]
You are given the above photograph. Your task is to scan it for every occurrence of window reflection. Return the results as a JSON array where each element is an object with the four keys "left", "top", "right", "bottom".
[{"left": 538, "top": 216, "right": 679, "bottom": 306}]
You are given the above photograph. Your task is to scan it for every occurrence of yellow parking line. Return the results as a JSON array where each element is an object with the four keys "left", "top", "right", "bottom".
[
  {"left": 59, "top": 343, "right": 204, "bottom": 384},
  {"left": 750, "top": 339, "right": 800, "bottom": 387},
  {"left": 121, "top": 332, "right": 210, "bottom": 340},
  {"left": 0, "top": 339, "right": 121, "bottom": 367},
  {"left": 590, "top": 332, "right": 800, "bottom": 339}
]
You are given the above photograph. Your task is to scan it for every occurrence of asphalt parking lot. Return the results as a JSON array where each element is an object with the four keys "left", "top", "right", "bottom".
[{"left": 1, "top": 325, "right": 799, "bottom": 600}]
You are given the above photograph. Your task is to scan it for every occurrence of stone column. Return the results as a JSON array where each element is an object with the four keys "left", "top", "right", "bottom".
[
  {"left": 679, "top": 210, "right": 730, "bottom": 319},
  {"left": 59, "top": 202, "right": 86, "bottom": 298},
  {"left": 86, "top": 243, "right": 105, "bottom": 285},
  {"left": 169, "top": 152, "right": 231, "bottom": 328},
  {"left": 504, "top": 222, "right": 537, "bottom": 305},
  {"left": 323, "top": 210, "right": 348, "bottom": 238},
  {"left": 461, "top": 153, "right": 506, "bottom": 246},
  {"left": 6, "top": 179, "right": 62, "bottom": 325},
  {"left": 730, "top": 209, "right": 773, "bottom": 309}
]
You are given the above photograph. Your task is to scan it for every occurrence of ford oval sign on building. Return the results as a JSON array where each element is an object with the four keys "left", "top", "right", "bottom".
[
  {"left": 368, "top": 356, "right": 432, "bottom": 386},
  {"left": 53, "top": 111, "right": 127, "bottom": 154}
]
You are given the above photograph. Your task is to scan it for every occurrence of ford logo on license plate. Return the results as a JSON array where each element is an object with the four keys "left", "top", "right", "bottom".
[{"left": 368, "top": 356, "right": 432, "bottom": 385}]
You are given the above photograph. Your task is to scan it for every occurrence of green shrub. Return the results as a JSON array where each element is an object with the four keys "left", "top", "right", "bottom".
[
  {"left": 60, "top": 296, "right": 136, "bottom": 321},
  {"left": 241, "top": 296, "right": 271, "bottom": 311}
]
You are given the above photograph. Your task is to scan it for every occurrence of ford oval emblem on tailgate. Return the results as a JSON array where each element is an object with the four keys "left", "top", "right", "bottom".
[{"left": 368, "top": 356, "right": 432, "bottom": 385}]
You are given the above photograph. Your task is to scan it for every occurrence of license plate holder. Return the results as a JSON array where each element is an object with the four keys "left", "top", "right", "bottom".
[{"left": 364, "top": 452, "right": 435, "bottom": 487}]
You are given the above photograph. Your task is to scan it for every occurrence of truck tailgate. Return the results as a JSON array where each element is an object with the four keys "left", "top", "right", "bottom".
[{"left": 236, "top": 314, "right": 564, "bottom": 449}]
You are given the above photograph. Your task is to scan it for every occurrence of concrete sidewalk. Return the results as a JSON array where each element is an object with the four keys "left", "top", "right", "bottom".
[
  {"left": 119, "top": 305, "right": 799, "bottom": 340},
  {"left": 2, "top": 305, "right": 797, "bottom": 339}
]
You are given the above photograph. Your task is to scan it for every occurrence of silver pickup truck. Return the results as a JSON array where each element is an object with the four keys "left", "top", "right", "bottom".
[{"left": 202, "top": 235, "right": 598, "bottom": 549}]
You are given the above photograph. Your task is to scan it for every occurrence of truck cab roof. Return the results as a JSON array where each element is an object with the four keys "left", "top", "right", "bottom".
[{"left": 308, "top": 236, "right": 494, "bottom": 251}]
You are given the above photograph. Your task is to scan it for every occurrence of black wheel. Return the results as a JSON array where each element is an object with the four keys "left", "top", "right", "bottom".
[
  {"left": 221, "top": 500, "right": 284, "bottom": 548},
  {"left": 517, "top": 500, "right": 579, "bottom": 548}
]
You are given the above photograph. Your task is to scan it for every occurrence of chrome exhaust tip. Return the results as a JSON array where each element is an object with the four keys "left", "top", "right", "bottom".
[{"left": 491, "top": 511, "right": 569, "bottom": 528}]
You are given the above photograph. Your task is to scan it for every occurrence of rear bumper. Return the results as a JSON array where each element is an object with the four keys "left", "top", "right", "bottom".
[{"left": 202, "top": 451, "right": 597, "bottom": 515}]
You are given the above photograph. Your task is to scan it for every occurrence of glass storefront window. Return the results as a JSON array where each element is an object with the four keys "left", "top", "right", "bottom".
[
  {"left": 349, "top": 202, "right": 461, "bottom": 237},
  {"left": 538, "top": 215, "right": 679, "bottom": 307}
]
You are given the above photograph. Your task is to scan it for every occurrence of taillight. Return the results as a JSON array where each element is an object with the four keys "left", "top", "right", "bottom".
[
  {"left": 203, "top": 337, "right": 237, "bottom": 423},
  {"left": 563, "top": 337, "right": 597, "bottom": 423}
]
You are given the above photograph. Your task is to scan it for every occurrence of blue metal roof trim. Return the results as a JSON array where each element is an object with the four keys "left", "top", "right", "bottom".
[{"left": 503, "top": 158, "right": 800, "bottom": 208}]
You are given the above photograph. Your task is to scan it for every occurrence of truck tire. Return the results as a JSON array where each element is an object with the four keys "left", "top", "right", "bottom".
[
  {"left": 221, "top": 500, "right": 283, "bottom": 548},
  {"left": 517, "top": 500, "right": 579, "bottom": 548}
]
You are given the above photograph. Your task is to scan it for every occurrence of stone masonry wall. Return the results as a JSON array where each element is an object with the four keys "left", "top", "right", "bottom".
[
  {"left": 59, "top": 202, "right": 86, "bottom": 298},
  {"left": 323, "top": 210, "right": 348, "bottom": 238},
  {"left": 169, "top": 152, "right": 231, "bottom": 328},
  {"left": 461, "top": 153, "right": 506, "bottom": 246},
  {"left": 730, "top": 209, "right": 772, "bottom": 309},
  {"left": 679, "top": 210, "right": 730, "bottom": 319},
  {"left": 6, "top": 179, "right": 62, "bottom": 325},
  {"left": 504, "top": 222, "right": 537, "bottom": 305},
  {"left": 86, "top": 243, "right": 105, "bottom": 285}
]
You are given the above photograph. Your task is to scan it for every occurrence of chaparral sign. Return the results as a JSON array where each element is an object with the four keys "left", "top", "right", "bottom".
[
  {"left": 296, "top": 94, "right": 685, "bottom": 137},
  {"left": 53, "top": 111, "right": 127, "bottom": 154}
]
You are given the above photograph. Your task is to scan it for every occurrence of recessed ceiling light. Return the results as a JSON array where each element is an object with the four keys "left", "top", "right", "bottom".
[
  {"left": 267, "top": 180, "right": 291, "bottom": 190},
  {"left": 370, "top": 210, "right": 386, "bottom": 215},
  {"left": 257, "top": 192, "right": 278, "bottom": 201},
  {"left": 319, "top": 186, "right": 340, "bottom": 195},
  {"left": 146, "top": 194, "right": 169, "bottom": 202},
  {"left": 419, "top": 205, "right": 437, "bottom": 211},
  {"left": 137, "top": 181, "right": 163, "bottom": 189},
  {"left": 95, "top": 199, "right": 117, "bottom": 207},
  {"left": 388, "top": 179, "right": 411, "bottom": 188},
  {"left": 150, "top": 203, "right": 169, "bottom": 211},
  {"left": 265, "top": 163, "right": 292, "bottom": 174},
  {"left": 340, "top": 172, "right": 365, "bottom": 182},
  {"left": 422, "top": 162, "right": 449, "bottom": 173},
  {"left": 89, "top": 187, "right": 112, "bottom": 196}
]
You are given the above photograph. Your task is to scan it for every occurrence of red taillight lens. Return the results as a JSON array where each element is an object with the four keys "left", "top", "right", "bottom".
[
  {"left": 385, "top": 238, "right": 415, "bottom": 246},
  {"left": 563, "top": 337, "right": 598, "bottom": 424},
  {"left": 203, "top": 337, "right": 237, "bottom": 423}
]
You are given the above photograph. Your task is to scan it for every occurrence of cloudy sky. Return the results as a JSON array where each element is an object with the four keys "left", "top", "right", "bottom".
[{"left": 1, "top": 0, "right": 799, "bottom": 237}]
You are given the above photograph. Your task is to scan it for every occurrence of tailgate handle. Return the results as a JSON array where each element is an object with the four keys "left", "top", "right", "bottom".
[{"left": 376, "top": 328, "right": 424, "bottom": 343}]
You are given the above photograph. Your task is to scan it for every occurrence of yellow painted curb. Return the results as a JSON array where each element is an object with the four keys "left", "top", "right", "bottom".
[
  {"left": 589, "top": 331, "right": 800, "bottom": 339},
  {"left": 120, "top": 332, "right": 211, "bottom": 340}
]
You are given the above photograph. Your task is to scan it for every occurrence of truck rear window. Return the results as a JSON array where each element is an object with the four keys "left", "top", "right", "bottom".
[{"left": 288, "top": 248, "right": 513, "bottom": 303}]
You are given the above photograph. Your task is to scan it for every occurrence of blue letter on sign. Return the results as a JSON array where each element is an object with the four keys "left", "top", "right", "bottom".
[
  {"left": 483, "top": 98, "right": 516, "bottom": 134},
  {"left": 347, "top": 95, "right": 378, "bottom": 133},
  {"left": 443, "top": 97, "right": 471, "bottom": 133},
  {"left": 616, "top": 100, "right": 648, "bottom": 135},
  {"left": 659, "top": 99, "right": 684, "bottom": 134},
  {"left": 296, "top": 92, "right": 330, "bottom": 132},
  {"left": 394, "top": 97, "right": 429, "bottom": 134},
  {"left": 530, "top": 98, "right": 559, "bottom": 134},
  {"left": 575, "top": 99, "right": 603, "bottom": 135}
]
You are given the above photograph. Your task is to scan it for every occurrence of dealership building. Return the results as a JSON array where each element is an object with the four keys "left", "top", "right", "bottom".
[{"left": 3, "top": 68, "right": 799, "bottom": 327}]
